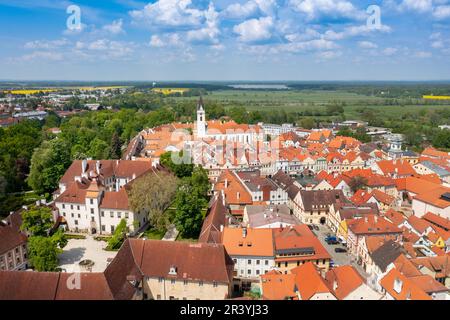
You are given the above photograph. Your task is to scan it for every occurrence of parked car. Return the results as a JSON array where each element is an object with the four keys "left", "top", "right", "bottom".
[
  {"left": 335, "top": 248, "right": 347, "bottom": 253},
  {"left": 307, "top": 225, "right": 314, "bottom": 231},
  {"left": 325, "top": 235, "right": 337, "bottom": 242},
  {"left": 327, "top": 240, "right": 340, "bottom": 245},
  {"left": 313, "top": 225, "right": 319, "bottom": 231}
]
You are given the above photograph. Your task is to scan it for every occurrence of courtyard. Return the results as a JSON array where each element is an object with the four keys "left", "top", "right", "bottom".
[{"left": 58, "top": 235, "right": 117, "bottom": 273}]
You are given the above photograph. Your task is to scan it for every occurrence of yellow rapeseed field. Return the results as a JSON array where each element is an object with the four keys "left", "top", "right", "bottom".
[
  {"left": 423, "top": 95, "right": 450, "bottom": 100},
  {"left": 152, "top": 88, "right": 190, "bottom": 95},
  {"left": 5, "top": 89, "right": 57, "bottom": 95}
]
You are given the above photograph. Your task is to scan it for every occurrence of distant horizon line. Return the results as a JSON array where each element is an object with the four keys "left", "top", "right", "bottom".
[{"left": 1, "top": 79, "right": 450, "bottom": 84}]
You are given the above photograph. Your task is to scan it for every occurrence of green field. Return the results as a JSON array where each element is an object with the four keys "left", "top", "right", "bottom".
[{"left": 171, "top": 89, "right": 450, "bottom": 119}]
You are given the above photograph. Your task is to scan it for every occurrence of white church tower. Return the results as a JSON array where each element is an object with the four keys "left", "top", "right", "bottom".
[{"left": 196, "top": 96, "right": 206, "bottom": 138}]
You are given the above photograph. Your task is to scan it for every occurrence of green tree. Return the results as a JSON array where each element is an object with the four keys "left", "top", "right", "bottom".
[
  {"left": 21, "top": 206, "right": 53, "bottom": 236},
  {"left": 174, "top": 181, "right": 207, "bottom": 239},
  {"left": 160, "top": 151, "right": 194, "bottom": 178},
  {"left": 107, "top": 218, "right": 127, "bottom": 250},
  {"left": 110, "top": 131, "right": 122, "bottom": 159},
  {"left": 21, "top": 206, "right": 67, "bottom": 272},
  {"left": 28, "top": 139, "right": 72, "bottom": 195},
  {"left": 349, "top": 176, "right": 368, "bottom": 193},
  {"left": 128, "top": 171, "right": 178, "bottom": 232}
]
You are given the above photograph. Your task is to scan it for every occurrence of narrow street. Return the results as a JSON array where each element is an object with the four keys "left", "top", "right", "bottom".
[{"left": 313, "top": 224, "right": 369, "bottom": 279}]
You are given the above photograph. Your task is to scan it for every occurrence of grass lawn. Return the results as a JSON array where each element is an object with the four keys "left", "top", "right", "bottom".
[{"left": 143, "top": 228, "right": 166, "bottom": 240}]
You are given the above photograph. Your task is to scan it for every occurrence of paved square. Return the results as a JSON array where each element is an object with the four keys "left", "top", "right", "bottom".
[{"left": 58, "top": 236, "right": 117, "bottom": 273}]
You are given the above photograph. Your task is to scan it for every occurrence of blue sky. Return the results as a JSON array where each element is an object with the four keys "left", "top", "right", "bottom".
[{"left": 0, "top": 0, "right": 449, "bottom": 81}]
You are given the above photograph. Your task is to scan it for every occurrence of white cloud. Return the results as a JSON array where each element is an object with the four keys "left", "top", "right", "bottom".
[
  {"left": 129, "top": 0, "right": 204, "bottom": 27},
  {"left": 324, "top": 24, "right": 392, "bottom": 40},
  {"left": 149, "top": 35, "right": 165, "bottom": 47},
  {"left": 433, "top": 5, "right": 450, "bottom": 19},
  {"left": 24, "top": 39, "right": 69, "bottom": 49},
  {"left": 358, "top": 41, "right": 378, "bottom": 49},
  {"left": 414, "top": 50, "right": 432, "bottom": 58},
  {"left": 102, "top": 19, "right": 125, "bottom": 35},
  {"left": 186, "top": 3, "right": 220, "bottom": 44},
  {"left": 222, "top": 0, "right": 277, "bottom": 19},
  {"left": 400, "top": 0, "right": 433, "bottom": 12},
  {"left": 289, "top": 0, "right": 365, "bottom": 20},
  {"left": 316, "top": 50, "right": 342, "bottom": 60},
  {"left": 382, "top": 47, "right": 398, "bottom": 56},
  {"left": 17, "top": 51, "right": 64, "bottom": 62},
  {"left": 233, "top": 16, "right": 274, "bottom": 43}
]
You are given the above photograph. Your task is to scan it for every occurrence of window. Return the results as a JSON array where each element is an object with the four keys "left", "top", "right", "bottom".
[
  {"left": 110, "top": 225, "right": 115, "bottom": 233},
  {"left": 90, "top": 199, "right": 94, "bottom": 205},
  {"left": 77, "top": 206, "right": 80, "bottom": 210},
  {"left": 74, "top": 220, "right": 78, "bottom": 225},
  {"left": 183, "top": 280, "right": 188, "bottom": 285},
  {"left": 247, "top": 260, "right": 251, "bottom": 265},
  {"left": 62, "top": 204, "right": 65, "bottom": 209},
  {"left": 256, "top": 260, "right": 260, "bottom": 265},
  {"left": 213, "top": 281, "right": 218, "bottom": 288},
  {"left": 199, "top": 281, "right": 203, "bottom": 286},
  {"left": 125, "top": 212, "right": 129, "bottom": 219},
  {"left": 265, "top": 260, "right": 269, "bottom": 265},
  {"left": 233, "top": 259, "right": 237, "bottom": 264},
  {"left": 101, "top": 211, "right": 105, "bottom": 217},
  {"left": 70, "top": 205, "right": 73, "bottom": 210},
  {"left": 171, "top": 279, "right": 175, "bottom": 284},
  {"left": 102, "top": 225, "right": 105, "bottom": 231},
  {"left": 158, "top": 277, "right": 163, "bottom": 283},
  {"left": 78, "top": 214, "right": 81, "bottom": 218},
  {"left": 256, "top": 270, "right": 260, "bottom": 275},
  {"left": 156, "top": 295, "right": 161, "bottom": 300},
  {"left": 90, "top": 208, "right": 94, "bottom": 214},
  {"left": 117, "top": 212, "right": 122, "bottom": 218},
  {"left": 110, "top": 212, "right": 114, "bottom": 218},
  {"left": 71, "top": 213, "right": 74, "bottom": 218},
  {"left": 247, "top": 270, "right": 251, "bottom": 275}
]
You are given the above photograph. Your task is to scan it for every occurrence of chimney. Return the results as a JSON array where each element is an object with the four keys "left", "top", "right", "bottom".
[
  {"left": 242, "top": 227, "right": 247, "bottom": 238},
  {"left": 225, "top": 179, "right": 229, "bottom": 188},
  {"left": 96, "top": 160, "right": 100, "bottom": 175},
  {"left": 393, "top": 278, "right": 403, "bottom": 294},
  {"left": 82, "top": 159, "right": 87, "bottom": 174},
  {"left": 237, "top": 191, "right": 240, "bottom": 200}
]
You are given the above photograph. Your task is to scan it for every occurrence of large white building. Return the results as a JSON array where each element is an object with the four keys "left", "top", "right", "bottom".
[{"left": 54, "top": 159, "right": 164, "bottom": 235}]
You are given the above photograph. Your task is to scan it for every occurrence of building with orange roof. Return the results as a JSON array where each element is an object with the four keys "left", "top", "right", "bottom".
[
  {"left": 260, "top": 271, "right": 297, "bottom": 300},
  {"left": 214, "top": 170, "right": 253, "bottom": 216},
  {"left": 272, "top": 225, "right": 331, "bottom": 274},
  {"left": 346, "top": 215, "right": 403, "bottom": 256},
  {"left": 372, "top": 159, "right": 416, "bottom": 179},
  {"left": 325, "top": 265, "right": 381, "bottom": 300},
  {"left": 383, "top": 208, "right": 407, "bottom": 227},
  {"left": 411, "top": 255, "right": 450, "bottom": 289},
  {"left": 221, "top": 227, "right": 275, "bottom": 283},
  {"left": 380, "top": 267, "right": 432, "bottom": 300},
  {"left": 291, "top": 262, "right": 336, "bottom": 300},
  {"left": 421, "top": 147, "right": 450, "bottom": 161},
  {"left": 412, "top": 186, "right": 450, "bottom": 218}
]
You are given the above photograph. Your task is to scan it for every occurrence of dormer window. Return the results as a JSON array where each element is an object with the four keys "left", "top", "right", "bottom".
[{"left": 169, "top": 266, "right": 177, "bottom": 276}]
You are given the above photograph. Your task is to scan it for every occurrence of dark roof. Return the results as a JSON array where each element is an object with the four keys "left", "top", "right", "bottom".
[
  {"left": 0, "top": 272, "right": 115, "bottom": 300},
  {"left": 199, "top": 193, "right": 228, "bottom": 244},
  {"left": 104, "top": 238, "right": 143, "bottom": 300},
  {"left": 128, "top": 239, "right": 234, "bottom": 284},
  {"left": 299, "top": 190, "right": 349, "bottom": 211},
  {"left": 0, "top": 212, "right": 27, "bottom": 254},
  {"left": 287, "top": 185, "right": 301, "bottom": 200},
  {"left": 0, "top": 271, "right": 60, "bottom": 300},
  {"left": 333, "top": 202, "right": 379, "bottom": 220},
  {"left": 370, "top": 240, "right": 404, "bottom": 272},
  {"left": 271, "top": 170, "right": 295, "bottom": 190}
]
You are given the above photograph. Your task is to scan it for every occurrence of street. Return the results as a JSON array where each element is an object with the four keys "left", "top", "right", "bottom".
[{"left": 312, "top": 224, "right": 369, "bottom": 279}]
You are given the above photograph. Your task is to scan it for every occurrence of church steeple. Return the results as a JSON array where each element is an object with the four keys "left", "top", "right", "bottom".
[{"left": 196, "top": 96, "right": 206, "bottom": 138}]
